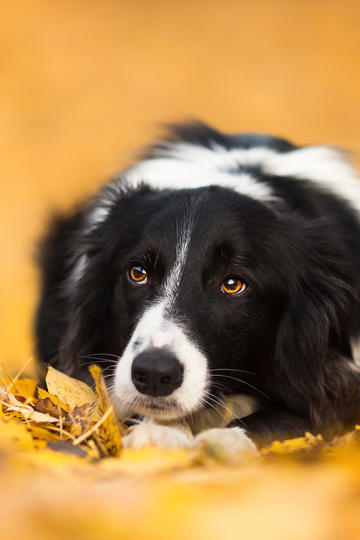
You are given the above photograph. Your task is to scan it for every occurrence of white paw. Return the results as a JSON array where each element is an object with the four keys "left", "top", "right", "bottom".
[
  {"left": 193, "top": 427, "right": 257, "bottom": 455},
  {"left": 123, "top": 422, "right": 191, "bottom": 449}
]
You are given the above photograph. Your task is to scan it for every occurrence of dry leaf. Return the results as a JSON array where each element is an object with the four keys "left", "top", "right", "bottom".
[
  {"left": 37, "top": 387, "right": 70, "bottom": 412},
  {"left": 33, "top": 397, "right": 68, "bottom": 419},
  {"left": 89, "top": 364, "right": 123, "bottom": 457},
  {"left": 1, "top": 387, "right": 60, "bottom": 423},
  {"left": 0, "top": 365, "right": 126, "bottom": 458},
  {"left": 46, "top": 366, "right": 97, "bottom": 409},
  {"left": 0, "top": 362, "right": 37, "bottom": 401},
  {"left": 2, "top": 364, "right": 360, "bottom": 540},
  {"left": 5, "top": 378, "right": 37, "bottom": 400},
  {"left": 0, "top": 416, "right": 35, "bottom": 451},
  {"left": 66, "top": 401, "right": 99, "bottom": 438}
]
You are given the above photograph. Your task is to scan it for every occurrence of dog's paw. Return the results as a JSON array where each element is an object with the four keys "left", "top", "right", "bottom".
[
  {"left": 123, "top": 422, "right": 191, "bottom": 449},
  {"left": 193, "top": 427, "right": 257, "bottom": 455}
]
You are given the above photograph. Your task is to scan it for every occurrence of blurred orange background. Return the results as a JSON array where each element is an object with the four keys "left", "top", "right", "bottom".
[{"left": 2, "top": 0, "right": 360, "bottom": 375}]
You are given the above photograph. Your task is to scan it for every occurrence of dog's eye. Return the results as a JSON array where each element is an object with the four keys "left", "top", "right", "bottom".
[
  {"left": 221, "top": 277, "right": 246, "bottom": 295},
  {"left": 128, "top": 265, "right": 147, "bottom": 284}
]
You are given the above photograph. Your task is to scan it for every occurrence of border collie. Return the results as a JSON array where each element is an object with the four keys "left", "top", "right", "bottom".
[{"left": 35, "top": 122, "right": 360, "bottom": 451}]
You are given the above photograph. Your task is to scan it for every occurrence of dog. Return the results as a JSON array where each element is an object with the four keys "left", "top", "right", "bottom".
[{"left": 35, "top": 122, "right": 360, "bottom": 450}]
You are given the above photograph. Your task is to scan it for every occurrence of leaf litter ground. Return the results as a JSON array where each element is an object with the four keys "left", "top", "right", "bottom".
[{"left": 1, "top": 362, "right": 360, "bottom": 540}]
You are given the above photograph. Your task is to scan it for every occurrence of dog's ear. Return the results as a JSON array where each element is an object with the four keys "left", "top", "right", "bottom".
[
  {"left": 273, "top": 220, "right": 358, "bottom": 429},
  {"left": 55, "top": 183, "right": 144, "bottom": 379},
  {"left": 58, "top": 257, "right": 116, "bottom": 384}
]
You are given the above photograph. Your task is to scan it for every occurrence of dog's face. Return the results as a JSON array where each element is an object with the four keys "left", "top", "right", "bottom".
[{"left": 69, "top": 184, "right": 295, "bottom": 421}]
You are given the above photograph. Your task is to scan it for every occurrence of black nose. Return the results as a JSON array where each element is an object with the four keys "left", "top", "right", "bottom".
[{"left": 131, "top": 349, "right": 184, "bottom": 397}]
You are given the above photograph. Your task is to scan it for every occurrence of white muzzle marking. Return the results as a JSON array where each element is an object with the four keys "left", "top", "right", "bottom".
[{"left": 112, "top": 301, "right": 209, "bottom": 420}]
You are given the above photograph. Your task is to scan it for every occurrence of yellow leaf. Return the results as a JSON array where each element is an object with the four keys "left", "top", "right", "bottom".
[
  {"left": 37, "top": 387, "right": 70, "bottom": 412},
  {"left": 0, "top": 362, "right": 37, "bottom": 400},
  {"left": 46, "top": 366, "right": 96, "bottom": 409},
  {"left": 89, "top": 364, "right": 110, "bottom": 414},
  {"left": 7, "top": 378, "right": 37, "bottom": 400},
  {"left": 67, "top": 401, "right": 100, "bottom": 437},
  {"left": 261, "top": 432, "right": 324, "bottom": 457},
  {"left": 0, "top": 416, "right": 35, "bottom": 451},
  {"left": 29, "top": 424, "right": 67, "bottom": 443},
  {"left": 89, "top": 364, "right": 123, "bottom": 457},
  {"left": 3, "top": 396, "right": 59, "bottom": 423},
  {"left": 33, "top": 397, "right": 68, "bottom": 419}
]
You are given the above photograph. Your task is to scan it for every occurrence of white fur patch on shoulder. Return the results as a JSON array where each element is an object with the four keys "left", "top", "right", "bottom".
[
  {"left": 131, "top": 141, "right": 360, "bottom": 214},
  {"left": 82, "top": 138, "right": 360, "bottom": 238},
  {"left": 140, "top": 141, "right": 276, "bottom": 171},
  {"left": 122, "top": 422, "right": 191, "bottom": 449},
  {"left": 193, "top": 427, "right": 257, "bottom": 454},
  {"left": 124, "top": 156, "right": 274, "bottom": 201},
  {"left": 264, "top": 145, "right": 360, "bottom": 213}
]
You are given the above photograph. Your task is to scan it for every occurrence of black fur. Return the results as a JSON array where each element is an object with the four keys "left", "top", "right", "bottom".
[{"left": 35, "top": 122, "right": 360, "bottom": 447}]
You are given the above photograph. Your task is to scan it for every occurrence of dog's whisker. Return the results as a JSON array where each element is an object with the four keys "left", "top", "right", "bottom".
[
  {"left": 211, "top": 374, "right": 269, "bottom": 399},
  {"left": 80, "top": 357, "right": 119, "bottom": 363},
  {"left": 82, "top": 352, "right": 120, "bottom": 359},
  {"left": 200, "top": 395, "right": 229, "bottom": 424},
  {"left": 79, "top": 362, "right": 115, "bottom": 370},
  {"left": 202, "top": 392, "right": 225, "bottom": 412},
  {"left": 79, "top": 359, "right": 119, "bottom": 368},
  {"left": 210, "top": 385, "right": 232, "bottom": 397},
  {"left": 210, "top": 368, "right": 255, "bottom": 376},
  {"left": 102, "top": 373, "right": 115, "bottom": 380},
  {"left": 102, "top": 365, "right": 116, "bottom": 372}
]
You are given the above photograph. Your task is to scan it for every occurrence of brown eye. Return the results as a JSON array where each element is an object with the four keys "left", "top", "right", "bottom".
[
  {"left": 221, "top": 277, "right": 246, "bottom": 295},
  {"left": 129, "top": 265, "right": 147, "bottom": 284}
]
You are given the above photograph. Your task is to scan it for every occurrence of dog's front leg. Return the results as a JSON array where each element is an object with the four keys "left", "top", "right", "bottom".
[
  {"left": 123, "top": 421, "right": 257, "bottom": 454},
  {"left": 122, "top": 420, "right": 192, "bottom": 449},
  {"left": 193, "top": 427, "right": 257, "bottom": 455}
]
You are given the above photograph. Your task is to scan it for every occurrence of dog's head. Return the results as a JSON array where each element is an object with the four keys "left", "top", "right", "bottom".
[
  {"left": 110, "top": 186, "right": 291, "bottom": 421},
  {"left": 63, "top": 185, "right": 284, "bottom": 419},
  {"left": 60, "top": 128, "right": 358, "bottom": 425}
]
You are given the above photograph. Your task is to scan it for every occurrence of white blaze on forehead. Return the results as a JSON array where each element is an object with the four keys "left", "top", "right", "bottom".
[
  {"left": 113, "top": 215, "right": 209, "bottom": 419},
  {"left": 161, "top": 216, "right": 194, "bottom": 306}
]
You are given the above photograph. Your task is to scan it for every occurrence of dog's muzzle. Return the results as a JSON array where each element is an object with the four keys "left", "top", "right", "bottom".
[{"left": 131, "top": 349, "right": 184, "bottom": 397}]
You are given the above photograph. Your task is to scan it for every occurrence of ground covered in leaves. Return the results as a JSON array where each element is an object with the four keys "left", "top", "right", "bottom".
[{"left": 1, "top": 363, "right": 360, "bottom": 540}]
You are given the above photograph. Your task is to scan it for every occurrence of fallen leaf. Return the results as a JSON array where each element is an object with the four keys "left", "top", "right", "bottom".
[
  {"left": 33, "top": 397, "right": 68, "bottom": 419},
  {"left": 89, "top": 364, "right": 123, "bottom": 457},
  {"left": 0, "top": 416, "right": 35, "bottom": 451},
  {"left": 6, "top": 378, "right": 37, "bottom": 400},
  {"left": 66, "top": 401, "right": 99, "bottom": 437},
  {"left": 37, "top": 387, "right": 70, "bottom": 412},
  {"left": 46, "top": 366, "right": 97, "bottom": 409}
]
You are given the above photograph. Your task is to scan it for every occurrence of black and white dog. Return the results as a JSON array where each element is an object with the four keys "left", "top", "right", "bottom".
[{"left": 35, "top": 122, "right": 360, "bottom": 450}]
